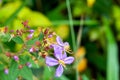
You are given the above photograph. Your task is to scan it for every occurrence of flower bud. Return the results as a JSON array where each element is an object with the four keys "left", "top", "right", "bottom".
[
  {"left": 4, "top": 68, "right": 9, "bottom": 74},
  {"left": 29, "top": 47, "right": 36, "bottom": 53},
  {"left": 27, "top": 33, "right": 33, "bottom": 39},
  {"left": 22, "top": 20, "right": 28, "bottom": 27},
  {"left": 35, "top": 41, "right": 41, "bottom": 46},
  {"left": 26, "top": 62, "right": 32, "bottom": 68},
  {"left": 29, "top": 30, "right": 34, "bottom": 33},
  {"left": 18, "top": 65, "right": 23, "bottom": 69},
  {"left": 13, "top": 55, "right": 19, "bottom": 61},
  {"left": 5, "top": 52, "right": 11, "bottom": 57}
]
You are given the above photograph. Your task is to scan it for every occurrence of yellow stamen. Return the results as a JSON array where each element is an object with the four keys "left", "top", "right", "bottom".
[{"left": 58, "top": 60, "right": 66, "bottom": 68}]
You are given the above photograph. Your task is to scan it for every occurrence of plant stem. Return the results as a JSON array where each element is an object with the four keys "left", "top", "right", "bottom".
[
  {"left": 66, "top": 0, "right": 78, "bottom": 80},
  {"left": 66, "top": 0, "right": 76, "bottom": 52}
]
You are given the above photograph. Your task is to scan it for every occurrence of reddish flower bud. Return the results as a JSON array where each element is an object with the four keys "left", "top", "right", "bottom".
[
  {"left": 18, "top": 65, "right": 23, "bottom": 69},
  {"left": 4, "top": 27, "right": 8, "bottom": 33},
  {"left": 42, "top": 54, "right": 47, "bottom": 58},
  {"left": 35, "top": 41, "right": 41, "bottom": 46},
  {"left": 22, "top": 20, "right": 28, "bottom": 27},
  {"left": 44, "top": 28, "right": 49, "bottom": 34},
  {"left": 44, "top": 46, "right": 50, "bottom": 51},
  {"left": 5, "top": 52, "right": 11, "bottom": 57}
]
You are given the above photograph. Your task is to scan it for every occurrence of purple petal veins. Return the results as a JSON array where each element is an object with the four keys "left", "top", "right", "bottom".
[
  {"left": 55, "top": 64, "right": 64, "bottom": 77},
  {"left": 46, "top": 57, "right": 59, "bottom": 66},
  {"left": 56, "top": 36, "right": 64, "bottom": 46},
  {"left": 64, "top": 57, "right": 74, "bottom": 64},
  {"left": 53, "top": 45, "right": 63, "bottom": 60}
]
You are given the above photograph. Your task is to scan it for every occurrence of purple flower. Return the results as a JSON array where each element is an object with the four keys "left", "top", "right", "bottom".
[
  {"left": 45, "top": 45, "right": 74, "bottom": 77},
  {"left": 56, "top": 36, "right": 70, "bottom": 51},
  {"left": 4, "top": 68, "right": 9, "bottom": 74},
  {"left": 13, "top": 55, "right": 19, "bottom": 61}
]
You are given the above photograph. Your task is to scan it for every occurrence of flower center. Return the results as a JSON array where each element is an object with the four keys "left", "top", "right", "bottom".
[
  {"left": 64, "top": 45, "right": 70, "bottom": 51},
  {"left": 58, "top": 60, "right": 66, "bottom": 67}
]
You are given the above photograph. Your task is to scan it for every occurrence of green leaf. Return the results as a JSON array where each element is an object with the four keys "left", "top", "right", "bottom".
[
  {"left": 26, "top": 37, "right": 39, "bottom": 45},
  {"left": 43, "top": 66, "right": 54, "bottom": 80},
  {"left": 82, "top": 74, "right": 89, "bottom": 80},
  {"left": 54, "top": 75, "right": 69, "bottom": 80},
  {"left": 39, "top": 32, "right": 44, "bottom": 41},
  {"left": 0, "top": 33, "right": 11, "bottom": 42},
  {"left": 12, "top": 36, "right": 24, "bottom": 44},
  {"left": 0, "top": 72, "right": 9, "bottom": 80},
  {"left": 0, "top": 64, "right": 4, "bottom": 71},
  {"left": 8, "top": 60, "right": 19, "bottom": 80},
  {"left": 20, "top": 66, "right": 33, "bottom": 80}
]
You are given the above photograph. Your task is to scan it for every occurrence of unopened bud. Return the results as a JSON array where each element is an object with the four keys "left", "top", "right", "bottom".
[
  {"left": 5, "top": 52, "right": 11, "bottom": 57},
  {"left": 35, "top": 41, "right": 41, "bottom": 46},
  {"left": 44, "top": 28, "right": 49, "bottom": 34},
  {"left": 18, "top": 65, "right": 23, "bottom": 69}
]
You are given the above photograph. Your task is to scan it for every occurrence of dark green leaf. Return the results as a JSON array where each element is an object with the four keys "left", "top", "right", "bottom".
[{"left": 12, "top": 36, "right": 24, "bottom": 44}]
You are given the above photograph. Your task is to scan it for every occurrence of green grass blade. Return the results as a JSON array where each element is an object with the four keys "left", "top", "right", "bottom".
[{"left": 104, "top": 18, "right": 119, "bottom": 80}]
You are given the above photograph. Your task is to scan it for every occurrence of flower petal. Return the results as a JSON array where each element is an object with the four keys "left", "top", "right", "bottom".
[
  {"left": 62, "top": 51, "right": 67, "bottom": 59},
  {"left": 56, "top": 36, "right": 64, "bottom": 46},
  {"left": 64, "top": 57, "right": 74, "bottom": 64},
  {"left": 55, "top": 65, "right": 64, "bottom": 77},
  {"left": 53, "top": 45, "right": 63, "bottom": 60},
  {"left": 63, "top": 42, "right": 69, "bottom": 46},
  {"left": 45, "top": 57, "right": 58, "bottom": 66}
]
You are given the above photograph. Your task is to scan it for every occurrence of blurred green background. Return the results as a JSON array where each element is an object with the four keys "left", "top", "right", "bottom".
[{"left": 0, "top": 0, "right": 119, "bottom": 80}]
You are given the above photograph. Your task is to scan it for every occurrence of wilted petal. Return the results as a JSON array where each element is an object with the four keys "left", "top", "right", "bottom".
[
  {"left": 55, "top": 65, "right": 64, "bottom": 77},
  {"left": 56, "top": 36, "right": 64, "bottom": 46},
  {"left": 53, "top": 45, "right": 63, "bottom": 60},
  {"left": 46, "top": 57, "right": 58, "bottom": 66},
  {"left": 64, "top": 57, "right": 74, "bottom": 64}
]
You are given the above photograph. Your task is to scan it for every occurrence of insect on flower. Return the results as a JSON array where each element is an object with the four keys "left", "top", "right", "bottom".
[{"left": 45, "top": 45, "right": 74, "bottom": 77}]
